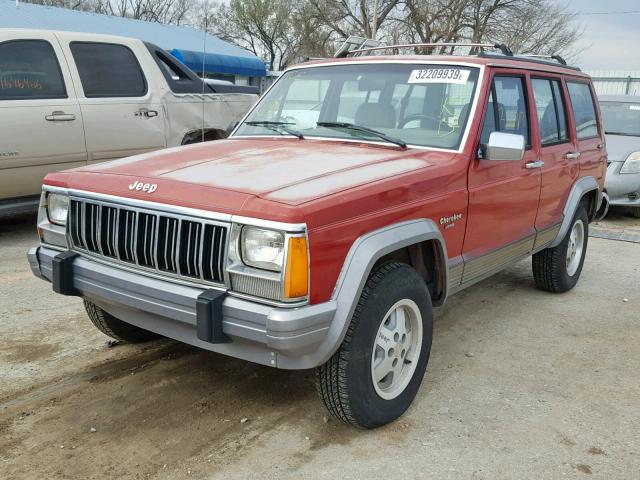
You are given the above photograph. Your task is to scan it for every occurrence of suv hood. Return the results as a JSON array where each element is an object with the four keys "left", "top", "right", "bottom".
[
  {"left": 604, "top": 133, "right": 640, "bottom": 162},
  {"left": 49, "top": 138, "right": 442, "bottom": 209}
]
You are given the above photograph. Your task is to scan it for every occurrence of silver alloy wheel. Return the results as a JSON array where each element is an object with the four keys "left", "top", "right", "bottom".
[
  {"left": 370, "top": 299, "right": 423, "bottom": 400},
  {"left": 566, "top": 219, "right": 585, "bottom": 277}
]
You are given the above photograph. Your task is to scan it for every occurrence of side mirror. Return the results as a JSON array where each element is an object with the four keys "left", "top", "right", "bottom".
[
  {"left": 485, "top": 132, "right": 525, "bottom": 161},
  {"left": 225, "top": 121, "right": 238, "bottom": 137}
]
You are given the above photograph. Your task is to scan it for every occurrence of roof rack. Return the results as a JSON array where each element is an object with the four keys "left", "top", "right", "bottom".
[
  {"left": 477, "top": 51, "right": 580, "bottom": 71},
  {"left": 516, "top": 54, "right": 567, "bottom": 66},
  {"left": 334, "top": 36, "right": 383, "bottom": 58},
  {"left": 331, "top": 39, "right": 581, "bottom": 71},
  {"left": 335, "top": 42, "right": 514, "bottom": 58}
]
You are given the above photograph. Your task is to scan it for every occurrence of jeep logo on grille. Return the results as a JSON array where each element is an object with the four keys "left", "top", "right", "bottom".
[{"left": 128, "top": 180, "right": 158, "bottom": 193}]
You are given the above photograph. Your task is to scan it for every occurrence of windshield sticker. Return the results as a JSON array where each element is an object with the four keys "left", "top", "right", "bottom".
[
  {"left": 409, "top": 68, "right": 470, "bottom": 84},
  {"left": 630, "top": 105, "right": 640, "bottom": 111}
]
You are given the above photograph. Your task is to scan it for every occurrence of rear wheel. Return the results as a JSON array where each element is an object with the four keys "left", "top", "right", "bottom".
[
  {"left": 631, "top": 207, "right": 640, "bottom": 218},
  {"left": 84, "top": 300, "right": 159, "bottom": 343},
  {"left": 315, "top": 262, "right": 433, "bottom": 429},
  {"left": 532, "top": 204, "right": 589, "bottom": 293}
]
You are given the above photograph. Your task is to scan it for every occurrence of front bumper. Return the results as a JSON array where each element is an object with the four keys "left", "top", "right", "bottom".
[
  {"left": 28, "top": 246, "right": 336, "bottom": 369},
  {"left": 605, "top": 163, "right": 640, "bottom": 206}
]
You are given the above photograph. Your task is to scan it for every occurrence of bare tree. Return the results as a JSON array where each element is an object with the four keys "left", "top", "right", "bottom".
[
  {"left": 395, "top": 0, "right": 580, "bottom": 58},
  {"left": 305, "top": 0, "right": 400, "bottom": 40},
  {"left": 204, "top": 0, "right": 301, "bottom": 70},
  {"left": 22, "top": 0, "right": 583, "bottom": 67}
]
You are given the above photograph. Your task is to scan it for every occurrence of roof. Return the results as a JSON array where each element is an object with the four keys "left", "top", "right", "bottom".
[
  {"left": 0, "top": 0, "right": 266, "bottom": 76},
  {"left": 296, "top": 55, "right": 590, "bottom": 77}
]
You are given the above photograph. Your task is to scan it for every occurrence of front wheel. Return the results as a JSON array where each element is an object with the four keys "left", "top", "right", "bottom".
[
  {"left": 315, "top": 262, "right": 433, "bottom": 429},
  {"left": 84, "top": 300, "right": 159, "bottom": 343},
  {"left": 532, "top": 204, "right": 589, "bottom": 293}
]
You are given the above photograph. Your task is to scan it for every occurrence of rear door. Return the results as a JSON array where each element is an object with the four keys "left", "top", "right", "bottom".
[
  {"left": 530, "top": 76, "right": 579, "bottom": 243},
  {"left": 59, "top": 34, "right": 166, "bottom": 163},
  {"left": 565, "top": 80, "right": 607, "bottom": 188},
  {"left": 462, "top": 72, "right": 541, "bottom": 284},
  {"left": 0, "top": 31, "right": 86, "bottom": 200}
]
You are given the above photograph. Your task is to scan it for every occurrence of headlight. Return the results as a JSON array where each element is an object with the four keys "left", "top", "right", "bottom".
[
  {"left": 240, "top": 227, "right": 285, "bottom": 271},
  {"left": 47, "top": 193, "right": 69, "bottom": 226},
  {"left": 620, "top": 152, "right": 640, "bottom": 174}
]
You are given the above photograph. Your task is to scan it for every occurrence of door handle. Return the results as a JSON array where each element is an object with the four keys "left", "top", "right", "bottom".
[
  {"left": 135, "top": 109, "right": 159, "bottom": 118},
  {"left": 564, "top": 151, "right": 581, "bottom": 160},
  {"left": 45, "top": 111, "right": 76, "bottom": 122},
  {"left": 525, "top": 160, "right": 545, "bottom": 169},
  {"left": 597, "top": 143, "right": 605, "bottom": 150}
]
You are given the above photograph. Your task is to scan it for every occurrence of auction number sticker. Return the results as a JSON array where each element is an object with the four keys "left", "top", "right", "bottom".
[
  {"left": 630, "top": 105, "right": 640, "bottom": 111},
  {"left": 408, "top": 68, "right": 470, "bottom": 84}
]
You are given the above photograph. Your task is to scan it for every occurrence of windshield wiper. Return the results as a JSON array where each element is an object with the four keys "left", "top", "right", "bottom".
[
  {"left": 316, "top": 122, "right": 407, "bottom": 148},
  {"left": 244, "top": 120, "right": 304, "bottom": 139}
]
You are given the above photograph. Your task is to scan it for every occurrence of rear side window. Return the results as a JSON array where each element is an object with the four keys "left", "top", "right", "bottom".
[
  {"left": 567, "top": 81, "right": 599, "bottom": 139},
  {"left": 70, "top": 42, "right": 147, "bottom": 97},
  {"left": 481, "top": 76, "right": 530, "bottom": 145},
  {"left": 532, "top": 78, "right": 570, "bottom": 145},
  {"left": 0, "top": 40, "right": 66, "bottom": 100}
]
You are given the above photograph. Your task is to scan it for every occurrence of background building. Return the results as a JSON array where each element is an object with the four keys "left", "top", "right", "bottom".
[
  {"left": 0, "top": 0, "right": 267, "bottom": 86},
  {"left": 585, "top": 70, "right": 640, "bottom": 96}
]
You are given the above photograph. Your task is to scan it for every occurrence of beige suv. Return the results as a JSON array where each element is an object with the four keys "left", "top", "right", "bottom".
[{"left": 0, "top": 29, "right": 257, "bottom": 217}]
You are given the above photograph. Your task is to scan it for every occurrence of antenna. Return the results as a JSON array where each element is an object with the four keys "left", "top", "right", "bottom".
[{"left": 201, "top": 14, "right": 207, "bottom": 143}]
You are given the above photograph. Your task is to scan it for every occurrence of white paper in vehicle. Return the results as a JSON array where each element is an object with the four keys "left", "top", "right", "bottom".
[{"left": 408, "top": 68, "right": 470, "bottom": 84}]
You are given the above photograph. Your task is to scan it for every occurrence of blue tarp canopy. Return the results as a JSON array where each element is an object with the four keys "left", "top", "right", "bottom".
[{"left": 171, "top": 49, "right": 267, "bottom": 78}]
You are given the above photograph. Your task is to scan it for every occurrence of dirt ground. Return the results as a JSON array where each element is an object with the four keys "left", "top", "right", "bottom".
[{"left": 1, "top": 212, "right": 639, "bottom": 480}]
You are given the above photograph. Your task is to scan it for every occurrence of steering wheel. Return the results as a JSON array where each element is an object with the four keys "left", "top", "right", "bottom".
[{"left": 399, "top": 114, "right": 445, "bottom": 129}]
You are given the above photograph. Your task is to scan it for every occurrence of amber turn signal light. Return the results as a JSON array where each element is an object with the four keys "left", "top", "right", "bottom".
[{"left": 284, "top": 237, "right": 308, "bottom": 299}]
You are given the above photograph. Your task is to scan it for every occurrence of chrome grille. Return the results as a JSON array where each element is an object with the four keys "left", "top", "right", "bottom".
[{"left": 69, "top": 198, "right": 227, "bottom": 284}]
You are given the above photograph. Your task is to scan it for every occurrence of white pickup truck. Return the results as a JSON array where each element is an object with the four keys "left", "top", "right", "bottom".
[{"left": 0, "top": 29, "right": 258, "bottom": 217}]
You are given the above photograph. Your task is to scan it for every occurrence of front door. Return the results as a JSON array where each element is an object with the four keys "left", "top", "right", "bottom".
[
  {"left": 58, "top": 35, "right": 166, "bottom": 164},
  {"left": 0, "top": 31, "right": 86, "bottom": 200},
  {"left": 461, "top": 73, "right": 541, "bottom": 285}
]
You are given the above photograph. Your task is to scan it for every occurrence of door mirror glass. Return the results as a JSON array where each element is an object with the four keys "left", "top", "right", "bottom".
[{"left": 485, "top": 132, "right": 525, "bottom": 161}]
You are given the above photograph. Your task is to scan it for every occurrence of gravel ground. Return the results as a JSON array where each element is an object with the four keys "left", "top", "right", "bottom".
[{"left": 0, "top": 213, "right": 638, "bottom": 480}]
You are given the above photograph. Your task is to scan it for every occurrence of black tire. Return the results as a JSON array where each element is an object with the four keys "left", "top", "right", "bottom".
[
  {"left": 631, "top": 207, "right": 640, "bottom": 219},
  {"left": 315, "top": 262, "right": 433, "bottom": 429},
  {"left": 84, "top": 300, "right": 159, "bottom": 343},
  {"left": 532, "top": 204, "right": 589, "bottom": 293}
]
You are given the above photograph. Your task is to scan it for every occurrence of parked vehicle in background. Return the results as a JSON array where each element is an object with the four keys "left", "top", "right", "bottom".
[
  {"left": 599, "top": 95, "right": 640, "bottom": 217},
  {"left": 0, "top": 29, "right": 257, "bottom": 218},
  {"left": 29, "top": 43, "right": 606, "bottom": 429}
]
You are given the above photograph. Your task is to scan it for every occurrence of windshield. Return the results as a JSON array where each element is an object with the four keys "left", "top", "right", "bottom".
[
  {"left": 234, "top": 63, "right": 480, "bottom": 150},
  {"left": 600, "top": 101, "right": 640, "bottom": 136}
]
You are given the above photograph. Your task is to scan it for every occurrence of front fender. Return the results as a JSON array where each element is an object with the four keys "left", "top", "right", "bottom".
[{"left": 276, "top": 218, "right": 447, "bottom": 369}]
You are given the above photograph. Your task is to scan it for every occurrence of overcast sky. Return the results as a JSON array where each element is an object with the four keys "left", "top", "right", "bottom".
[{"left": 564, "top": 0, "right": 640, "bottom": 70}]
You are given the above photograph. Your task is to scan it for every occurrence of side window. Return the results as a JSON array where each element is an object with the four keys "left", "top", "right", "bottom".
[
  {"left": 336, "top": 78, "right": 383, "bottom": 124},
  {"left": 567, "top": 81, "right": 599, "bottom": 139},
  {"left": 531, "top": 78, "right": 570, "bottom": 145},
  {"left": 0, "top": 40, "right": 66, "bottom": 100},
  {"left": 279, "top": 78, "right": 329, "bottom": 128},
  {"left": 404, "top": 85, "right": 428, "bottom": 117},
  {"left": 70, "top": 42, "right": 147, "bottom": 98},
  {"left": 480, "top": 76, "right": 529, "bottom": 146}
]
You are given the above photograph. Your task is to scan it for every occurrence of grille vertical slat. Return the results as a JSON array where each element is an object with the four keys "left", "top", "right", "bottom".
[{"left": 69, "top": 198, "right": 227, "bottom": 285}]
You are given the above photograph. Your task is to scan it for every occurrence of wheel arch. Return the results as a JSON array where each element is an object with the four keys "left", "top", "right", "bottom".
[
  {"left": 180, "top": 128, "right": 227, "bottom": 145},
  {"left": 550, "top": 176, "right": 601, "bottom": 248},
  {"left": 275, "top": 219, "right": 448, "bottom": 369}
]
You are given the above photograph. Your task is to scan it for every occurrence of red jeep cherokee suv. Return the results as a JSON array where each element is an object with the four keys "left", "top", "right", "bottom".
[{"left": 29, "top": 44, "right": 607, "bottom": 428}]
